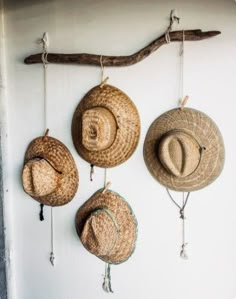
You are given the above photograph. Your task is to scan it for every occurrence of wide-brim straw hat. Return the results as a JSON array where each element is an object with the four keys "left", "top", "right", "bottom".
[
  {"left": 75, "top": 188, "right": 137, "bottom": 264},
  {"left": 144, "top": 108, "right": 225, "bottom": 192},
  {"left": 22, "top": 134, "right": 79, "bottom": 206},
  {"left": 72, "top": 84, "right": 140, "bottom": 168}
]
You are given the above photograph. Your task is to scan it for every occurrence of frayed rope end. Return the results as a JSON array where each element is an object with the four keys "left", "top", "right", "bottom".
[{"left": 102, "top": 263, "right": 113, "bottom": 293}]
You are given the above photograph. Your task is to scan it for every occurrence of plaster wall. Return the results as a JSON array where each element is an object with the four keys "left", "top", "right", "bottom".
[{"left": 3, "top": 0, "right": 236, "bottom": 298}]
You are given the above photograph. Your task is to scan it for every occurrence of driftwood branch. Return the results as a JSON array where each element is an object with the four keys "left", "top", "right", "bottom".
[{"left": 24, "top": 30, "right": 220, "bottom": 67}]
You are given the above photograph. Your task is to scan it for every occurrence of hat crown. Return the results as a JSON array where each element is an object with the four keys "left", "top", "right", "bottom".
[
  {"left": 158, "top": 130, "right": 201, "bottom": 177},
  {"left": 81, "top": 208, "right": 119, "bottom": 257},
  {"left": 82, "top": 107, "right": 117, "bottom": 152},
  {"left": 22, "top": 159, "right": 59, "bottom": 197}
]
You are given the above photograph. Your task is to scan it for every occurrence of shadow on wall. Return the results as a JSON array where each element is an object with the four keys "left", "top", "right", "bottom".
[{"left": 4, "top": 0, "right": 53, "bottom": 10}]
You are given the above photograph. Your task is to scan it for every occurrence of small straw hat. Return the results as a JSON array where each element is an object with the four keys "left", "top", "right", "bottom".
[
  {"left": 72, "top": 84, "right": 140, "bottom": 168},
  {"left": 75, "top": 187, "right": 137, "bottom": 264},
  {"left": 144, "top": 108, "right": 225, "bottom": 192},
  {"left": 22, "top": 134, "right": 79, "bottom": 206}
]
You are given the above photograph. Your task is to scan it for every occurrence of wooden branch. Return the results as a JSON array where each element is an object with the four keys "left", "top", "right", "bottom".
[{"left": 24, "top": 29, "right": 220, "bottom": 67}]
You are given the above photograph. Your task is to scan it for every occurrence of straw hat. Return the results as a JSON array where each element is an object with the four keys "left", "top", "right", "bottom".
[
  {"left": 72, "top": 84, "right": 140, "bottom": 168},
  {"left": 75, "top": 188, "right": 137, "bottom": 264},
  {"left": 22, "top": 134, "right": 79, "bottom": 206},
  {"left": 144, "top": 108, "right": 225, "bottom": 192}
]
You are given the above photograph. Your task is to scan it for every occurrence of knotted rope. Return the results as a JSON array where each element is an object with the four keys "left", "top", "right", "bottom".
[
  {"left": 166, "top": 189, "right": 190, "bottom": 259},
  {"left": 165, "top": 9, "right": 180, "bottom": 43}
]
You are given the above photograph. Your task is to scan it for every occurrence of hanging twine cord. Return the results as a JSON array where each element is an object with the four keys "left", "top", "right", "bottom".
[
  {"left": 165, "top": 9, "right": 180, "bottom": 43},
  {"left": 104, "top": 168, "right": 107, "bottom": 188},
  {"left": 38, "top": 33, "right": 50, "bottom": 222},
  {"left": 100, "top": 55, "right": 109, "bottom": 88},
  {"left": 103, "top": 263, "right": 113, "bottom": 293},
  {"left": 39, "top": 32, "right": 55, "bottom": 266},
  {"left": 166, "top": 189, "right": 190, "bottom": 259},
  {"left": 39, "top": 32, "right": 49, "bottom": 131},
  {"left": 50, "top": 206, "right": 55, "bottom": 266},
  {"left": 179, "top": 30, "right": 189, "bottom": 109},
  {"left": 180, "top": 192, "right": 188, "bottom": 260}
]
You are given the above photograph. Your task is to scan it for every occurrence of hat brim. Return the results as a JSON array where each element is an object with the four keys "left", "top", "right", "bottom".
[
  {"left": 75, "top": 189, "right": 137, "bottom": 264},
  {"left": 72, "top": 84, "right": 140, "bottom": 168},
  {"left": 143, "top": 108, "right": 225, "bottom": 192},
  {"left": 23, "top": 136, "right": 79, "bottom": 206}
]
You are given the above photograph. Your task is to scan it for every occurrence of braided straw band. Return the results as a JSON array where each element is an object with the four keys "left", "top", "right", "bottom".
[
  {"left": 144, "top": 108, "right": 225, "bottom": 192},
  {"left": 76, "top": 189, "right": 137, "bottom": 264},
  {"left": 22, "top": 135, "right": 79, "bottom": 206},
  {"left": 72, "top": 84, "right": 140, "bottom": 168}
]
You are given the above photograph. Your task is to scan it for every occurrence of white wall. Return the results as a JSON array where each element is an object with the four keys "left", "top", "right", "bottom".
[{"left": 3, "top": 0, "right": 236, "bottom": 298}]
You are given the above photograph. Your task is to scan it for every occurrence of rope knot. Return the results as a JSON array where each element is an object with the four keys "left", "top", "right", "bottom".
[
  {"left": 39, "top": 32, "right": 49, "bottom": 65},
  {"left": 179, "top": 209, "right": 186, "bottom": 220},
  {"left": 180, "top": 243, "right": 188, "bottom": 260},
  {"left": 165, "top": 9, "right": 180, "bottom": 43}
]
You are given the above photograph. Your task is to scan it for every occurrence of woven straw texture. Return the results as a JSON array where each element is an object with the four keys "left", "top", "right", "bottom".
[
  {"left": 72, "top": 84, "right": 140, "bottom": 168},
  {"left": 75, "top": 189, "right": 137, "bottom": 264},
  {"left": 144, "top": 108, "right": 225, "bottom": 192},
  {"left": 22, "top": 135, "right": 79, "bottom": 206}
]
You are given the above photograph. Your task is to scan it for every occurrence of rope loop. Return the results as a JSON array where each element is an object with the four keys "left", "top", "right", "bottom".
[
  {"left": 39, "top": 32, "right": 49, "bottom": 67},
  {"left": 165, "top": 9, "right": 180, "bottom": 43}
]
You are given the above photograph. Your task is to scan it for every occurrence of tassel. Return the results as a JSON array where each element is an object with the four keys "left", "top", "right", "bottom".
[
  {"left": 39, "top": 204, "right": 44, "bottom": 221},
  {"left": 90, "top": 164, "right": 94, "bottom": 182},
  {"left": 102, "top": 263, "right": 113, "bottom": 293}
]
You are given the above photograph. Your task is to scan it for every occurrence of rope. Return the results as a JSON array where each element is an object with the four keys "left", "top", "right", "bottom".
[
  {"left": 50, "top": 207, "right": 55, "bottom": 266},
  {"left": 180, "top": 192, "right": 188, "bottom": 260},
  {"left": 39, "top": 32, "right": 49, "bottom": 132},
  {"left": 37, "top": 33, "right": 49, "bottom": 222},
  {"left": 104, "top": 168, "right": 107, "bottom": 188},
  {"left": 166, "top": 189, "right": 190, "bottom": 259},
  {"left": 165, "top": 9, "right": 180, "bottom": 43},
  {"left": 100, "top": 55, "right": 109, "bottom": 88},
  {"left": 103, "top": 263, "right": 113, "bottom": 293},
  {"left": 39, "top": 32, "right": 55, "bottom": 266},
  {"left": 179, "top": 30, "right": 189, "bottom": 109},
  {"left": 180, "top": 30, "right": 185, "bottom": 99}
]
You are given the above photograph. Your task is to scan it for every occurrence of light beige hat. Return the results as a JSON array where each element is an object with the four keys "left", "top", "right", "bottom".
[
  {"left": 144, "top": 108, "right": 225, "bottom": 192},
  {"left": 72, "top": 84, "right": 140, "bottom": 168},
  {"left": 22, "top": 133, "right": 79, "bottom": 206},
  {"left": 75, "top": 187, "right": 137, "bottom": 265}
]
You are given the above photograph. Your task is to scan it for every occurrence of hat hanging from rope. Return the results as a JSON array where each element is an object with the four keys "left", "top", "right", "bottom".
[
  {"left": 72, "top": 56, "right": 140, "bottom": 180},
  {"left": 144, "top": 17, "right": 225, "bottom": 259},
  {"left": 72, "top": 83, "right": 140, "bottom": 168},
  {"left": 143, "top": 107, "right": 225, "bottom": 192},
  {"left": 75, "top": 183, "right": 137, "bottom": 292},
  {"left": 22, "top": 130, "right": 79, "bottom": 206}
]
